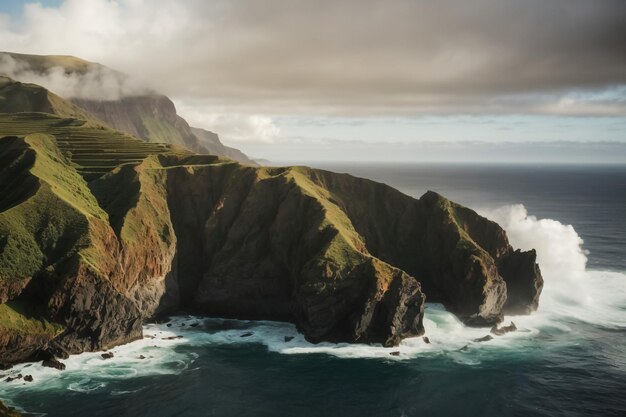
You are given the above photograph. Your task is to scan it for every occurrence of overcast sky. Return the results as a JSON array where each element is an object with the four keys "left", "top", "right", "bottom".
[{"left": 1, "top": 0, "right": 625, "bottom": 163}]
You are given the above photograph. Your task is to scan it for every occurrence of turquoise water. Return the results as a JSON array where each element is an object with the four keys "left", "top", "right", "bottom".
[{"left": 2, "top": 163, "right": 625, "bottom": 417}]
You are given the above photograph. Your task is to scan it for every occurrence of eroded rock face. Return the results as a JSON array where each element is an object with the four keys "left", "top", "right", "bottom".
[{"left": 0, "top": 131, "right": 543, "bottom": 364}]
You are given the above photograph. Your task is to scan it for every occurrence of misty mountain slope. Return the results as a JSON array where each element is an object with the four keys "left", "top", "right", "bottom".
[
  {"left": 0, "top": 51, "right": 256, "bottom": 165},
  {"left": 0, "top": 76, "right": 104, "bottom": 125},
  {"left": 0, "top": 51, "right": 94, "bottom": 75},
  {"left": 0, "top": 107, "right": 542, "bottom": 364}
]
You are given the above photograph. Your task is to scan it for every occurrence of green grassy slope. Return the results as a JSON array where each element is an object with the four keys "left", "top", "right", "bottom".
[
  {"left": 0, "top": 302, "right": 63, "bottom": 338},
  {"left": 0, "top": 133, "right": 105, "bottom": 282}
]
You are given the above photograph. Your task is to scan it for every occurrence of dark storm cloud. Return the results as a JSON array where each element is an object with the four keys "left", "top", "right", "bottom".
[{"left": 1, "top": 0, "right": 625, "bottom": 115}]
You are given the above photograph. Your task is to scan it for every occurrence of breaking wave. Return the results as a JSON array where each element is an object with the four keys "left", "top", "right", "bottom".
[{"left": 483, "top": 204, "right": 626, "bottom": 329}]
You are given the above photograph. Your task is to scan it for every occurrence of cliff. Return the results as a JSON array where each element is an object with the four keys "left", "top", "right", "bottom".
[{"left": 0, "top": 110, "right": 542, "bottom": 365}]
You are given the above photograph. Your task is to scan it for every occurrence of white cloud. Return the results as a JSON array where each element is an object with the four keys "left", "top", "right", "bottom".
[
  {"left": 202, "top": 114, "right": 280, "bottom": 144},
  {"left": 176, "top": 101, "right": 280, "bottom": 144},
  {"left": 0, "top": 53, "right": 149, "bottom": 100}
]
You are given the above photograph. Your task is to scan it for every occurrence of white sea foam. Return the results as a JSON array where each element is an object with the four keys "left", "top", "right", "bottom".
[{"left": 0, "top": 323, "right": 192, "bottom": 398}]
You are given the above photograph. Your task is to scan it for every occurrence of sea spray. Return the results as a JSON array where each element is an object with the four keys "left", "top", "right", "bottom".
[{"left": 482, "top": 205, "right": 626, "bottom": 328}]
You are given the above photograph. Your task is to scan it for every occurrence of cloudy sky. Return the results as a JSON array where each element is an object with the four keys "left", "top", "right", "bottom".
[{"left": 1, "top": 0, "right": 625, "bottom": 163}]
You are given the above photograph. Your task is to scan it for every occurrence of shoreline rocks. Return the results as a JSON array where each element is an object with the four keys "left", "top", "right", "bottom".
[
  {"left": 41, "top": 359, "right": 65, "bottom": 371},
  {"left": 491, "top": 322, "right": 518, "bottom": 336}
]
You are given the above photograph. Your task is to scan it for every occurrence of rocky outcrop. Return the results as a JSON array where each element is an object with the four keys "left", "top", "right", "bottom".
[
  {"left": 0, "top": 108, "right": 542, "bottom": 365},
  {"left": 491, "top": 322, "right": 517, "bottom": 336},
  {"left": 281, "top": 171, "right": 543, "bottom": 326},
  {"left": 162, "top": 162, "right": 426, "bottom": 345},
  {"left": 41, "top": 358, "right": 65, "bottom": 370}
]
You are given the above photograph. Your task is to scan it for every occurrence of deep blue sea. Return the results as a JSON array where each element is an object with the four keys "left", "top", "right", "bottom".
[{"left": 2, "top": 163, "right": 625, "bottom": 417}]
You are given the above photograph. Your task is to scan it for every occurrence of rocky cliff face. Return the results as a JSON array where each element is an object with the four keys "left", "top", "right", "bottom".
[{"left": 72, "top": 95, "right": 204, "bottom": 153}]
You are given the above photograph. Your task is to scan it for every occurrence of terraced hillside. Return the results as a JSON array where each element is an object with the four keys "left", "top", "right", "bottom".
[{"left": 0, "top": 113, "right": 192, "bottom": 181}]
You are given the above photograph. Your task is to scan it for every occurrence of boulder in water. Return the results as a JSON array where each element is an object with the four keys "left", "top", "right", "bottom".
[
  {"left": 491, "top": 322, "right": 517, "bottom": 336},
  {"left": 473, "top": 335, "right": 493, "bottom": 343},
  {"left": 42, "top": 358, "right": 65, "bottom": 370}
]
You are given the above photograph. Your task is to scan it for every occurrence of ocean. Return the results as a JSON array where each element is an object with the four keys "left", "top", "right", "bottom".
[{"left": 2, "top": 163, "right": 625, "bottom": 417}]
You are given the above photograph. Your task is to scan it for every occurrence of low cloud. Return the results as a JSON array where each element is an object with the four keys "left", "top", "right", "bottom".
[
  {"left": 0, "top": 53, "right": 150, "bottom": 100},
  {"left": 0, "top": 0, "right": 624, "bottom": 116},
  {"left": 176, "top": 101, "right": 280, "bottom": 144}
]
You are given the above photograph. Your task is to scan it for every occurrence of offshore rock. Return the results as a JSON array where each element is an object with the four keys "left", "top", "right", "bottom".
[
  {"left": 491, "top": 322, "right": 517, "bottom": 336},
  {"left": 41, "top": 358, "right": 65, "bottom": 370}
]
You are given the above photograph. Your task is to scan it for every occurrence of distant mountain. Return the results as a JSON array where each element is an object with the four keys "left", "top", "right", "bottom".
[
  {"left": 0, "top": 51, "right": 256, "bottom": 165},
  {"left": 72, "top": 95, "right": 208, "bottom": 153},
  {"left": 190, "top": 126, "right": 256, "bottom": 165},
  {"left": 252, "top": 157, "right": 273, "bottom": 166}
]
